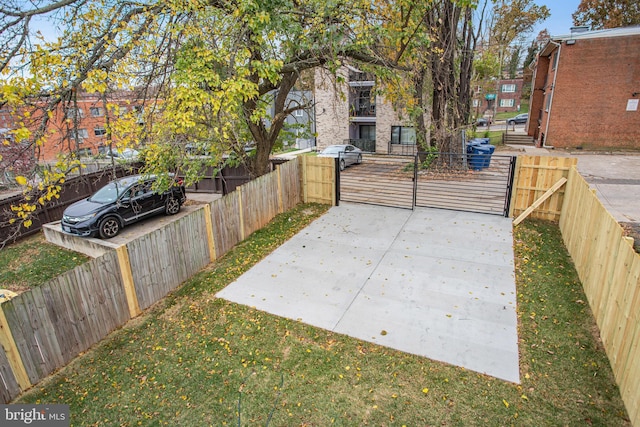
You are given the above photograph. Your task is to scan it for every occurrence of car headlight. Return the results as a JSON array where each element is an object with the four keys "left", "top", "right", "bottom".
[{"left": 70, "top": 213, "right": 97, "bottom": 222}]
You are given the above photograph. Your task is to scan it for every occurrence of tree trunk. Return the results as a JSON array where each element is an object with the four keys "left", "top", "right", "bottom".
[
  {"left": 457, "top": 6, "right": 476, "bottom": 127},
  {"left": 429, "top": 0, "right": 460, "bottom": 151},
  {"left": 412, "top": 65, "right": 429, "bottom": 151},
  {"left": 244, "top": 71, "right": 299, "bottom": 177}
]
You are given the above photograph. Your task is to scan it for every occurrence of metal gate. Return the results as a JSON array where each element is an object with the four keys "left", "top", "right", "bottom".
[
  {"left": 338, "top": 155, "right": 415, "bottom": 209},
  {"left": 415, "top": 152, "right": 516, "bottom": 216},
  {"left": 338, "top": 152, "right": 516, "bottom": 216}
]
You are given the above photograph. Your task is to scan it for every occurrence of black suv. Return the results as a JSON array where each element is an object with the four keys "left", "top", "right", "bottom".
[{"left": 61, "top": 174, "right": 186, "bottom": 239}]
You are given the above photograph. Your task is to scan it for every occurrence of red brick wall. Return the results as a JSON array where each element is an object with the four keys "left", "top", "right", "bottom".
[
  {"left": 34, "top": 93, "right": 146, "bottom": 162},
  {"left": 496, "top": 78, "right": 524, "bottom": 113},
  {"left": 39, "top": 96, "right": 105, "bottom": 161},
  {"left": 527, "top": 56, "right": 550, "bottom": 140},
  {"left": 546, "top": 35, "right": 640, "bottom": 149}
]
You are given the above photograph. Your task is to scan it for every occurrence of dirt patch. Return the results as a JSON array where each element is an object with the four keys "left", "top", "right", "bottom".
[{"left": 621, "top": 222, "right": 640, "bottom": 254}]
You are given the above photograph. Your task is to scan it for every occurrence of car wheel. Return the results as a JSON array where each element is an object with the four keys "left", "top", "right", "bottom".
[
  {"left": 99, "top": 217, "right": 120, "bottom": 239},
  {"left": 356, "top": 154, "right": 362, "bottom": 164},
  {"left": 339, "top": 159, "right": 346, "bottom": 171},
  {"left": 165, "top": 197, "right": 181, "bottom": 215}
]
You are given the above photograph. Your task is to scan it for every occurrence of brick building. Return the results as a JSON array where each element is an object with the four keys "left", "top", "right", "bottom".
[
  {"left": 473, "top": 78, "right": 525, "bottom": 118},
  {"left": 1, "top": 90, "right": 148, "bottom": 163},
  {"left": 314, "top": 66, "right": 419, "bottom": 154},
  {"left": 527, "top": 26, "right": 640, "bottom": 149},
  {"left": 42, "top": 90, "right": 150, "bottom": 161}
]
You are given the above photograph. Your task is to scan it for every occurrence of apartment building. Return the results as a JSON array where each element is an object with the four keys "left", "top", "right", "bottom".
[
  {"left": 314, "top": 66, "right": 418, "bottom": 154},
  {"left": 527, "top": 26, "right": 640, "bottom": 149}
]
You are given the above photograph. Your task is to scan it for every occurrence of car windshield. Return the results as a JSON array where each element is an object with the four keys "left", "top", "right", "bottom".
[
  {"left": 88, "top": 181, "right": 129, "bottom": 204},
  {"left": 322, "top": 146, "right": 343, "bottom": 154}
]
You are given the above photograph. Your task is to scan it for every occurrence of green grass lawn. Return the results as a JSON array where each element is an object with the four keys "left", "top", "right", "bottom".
[
  {"left": 471, "top": 129, "right": 504, "bottom": 146},
  {"left": 0, "top": 233, "right": 89, "bottom": 292},
  {"left": 14, "top": 206, "right": 630, "bottom": 425},
  {"left": 495, "top": 100, "right": 530, "bottom": 121}
]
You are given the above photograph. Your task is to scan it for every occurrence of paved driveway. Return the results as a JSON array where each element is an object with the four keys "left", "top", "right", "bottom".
[
  {"left": 574, "top": 154, "right": 640, "bottom": 223},
  {"left": 217, "top": 203, "right": 520, "bottom": 383}
]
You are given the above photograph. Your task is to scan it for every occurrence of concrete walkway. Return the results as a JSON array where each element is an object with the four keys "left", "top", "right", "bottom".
[{"left": 217, "top": 203, "right": 520, "bottom": 383}]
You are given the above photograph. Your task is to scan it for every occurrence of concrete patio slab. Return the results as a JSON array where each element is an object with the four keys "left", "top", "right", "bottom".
[{"left": 216, "top": 203, "right": 520, "bottom": 383}]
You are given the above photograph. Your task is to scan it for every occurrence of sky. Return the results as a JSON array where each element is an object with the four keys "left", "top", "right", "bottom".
[
  {"left": 29, "top": 1, "right": 584, "bottom": 43},
  {"left": 532, "top": 0, "right": 583, "bottom": 37}
]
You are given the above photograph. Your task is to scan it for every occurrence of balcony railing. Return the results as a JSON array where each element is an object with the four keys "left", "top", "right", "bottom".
[
  {"left": 348, "top": 71, "right": 376, "bottom": 82},
  {"left": 350, "top": 104, "right": 376, "bottom": 117}
]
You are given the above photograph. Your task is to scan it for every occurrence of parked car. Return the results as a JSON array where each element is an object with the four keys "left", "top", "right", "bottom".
[
  {"left": 507, "top": 113, "right": 528, "bottom": 125},
  {"left": 475, "top": 117, "right": 492, "bottom": 127},
  {"left": 318, "top": 144, "right": 363, "bottom": 171},
  {"left": 61, "top": 174, "right": 186, "bottom": 239},
  {"left": 98, "top": 146, "right": 140, "bottom": 160}
]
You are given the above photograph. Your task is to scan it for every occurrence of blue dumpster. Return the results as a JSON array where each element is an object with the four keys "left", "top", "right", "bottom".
[
  {"left": 468, "top": 137, "right": 490, "bottom": 145},
  {"left": 467, "top": 144, "right": 484, "bottom": 170},
  {"left": 480, "top": 144, "right": 495, "bottom": 168},
  {"left": 466, "top": 140, "right": 480, "bottom": 153},
  {"left": 467, "top": 143, "right": 495, "bottom": 170}
]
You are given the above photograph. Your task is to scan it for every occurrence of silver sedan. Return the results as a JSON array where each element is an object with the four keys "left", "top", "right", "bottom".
[{"left": 318, "top": 144, "right": 363, "bottom": 171}]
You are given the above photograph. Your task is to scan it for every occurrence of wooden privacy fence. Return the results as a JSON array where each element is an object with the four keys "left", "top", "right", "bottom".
[
  {"left": 301, "top": 156, "right": 335, "bottom": 205},
  {"left": 7, "top": 153, "right": 636, "bottom": 420},
  {"left": 0, "top": 158, "right": 304, "bottom": 403},
  {"left": 509, "top": 155, "right": 577, "bottom": 221},
  {"left": 559, "top": 167, "right": 640, "bottom": 427}
]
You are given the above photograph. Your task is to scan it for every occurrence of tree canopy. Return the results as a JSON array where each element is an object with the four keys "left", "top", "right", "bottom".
[
  {"left": 573, "top": 0, "right": 640, "bottom": 29},
  {"left": 0, "top": 0, "right": 553, "bottom": 239}
]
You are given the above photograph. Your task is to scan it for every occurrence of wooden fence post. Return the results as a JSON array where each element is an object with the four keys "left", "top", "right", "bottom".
[
  {"left": 508, "top": 156, "right": 522, "bottom": 218},
  {"left": 237, "top": 187, "right": 245, "bottom": 241},
  {"left": 203, "top": 204, "right": 216, "bottom": 262},
  {"left": 277, "top": 167, "right": 284, "bottom": 214},
  {"left": 0, "top": 306, "right": 31, "bottom": 390},
  {"left": 301, "top": 156, "right": 308, "bottom": 203},
  {"left": 116, "top": 246, "right": 141, "bottom": 318}
]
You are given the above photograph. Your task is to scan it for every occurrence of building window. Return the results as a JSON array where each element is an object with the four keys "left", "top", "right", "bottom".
[
  {"left": 94, "top": 126, "right": 107, "bottom": 136},
  {"left": 133, "top": 106, "right": 144, "bottom": 123},
  {"left": 501, "top": 84, "right": 516, "bottom": 93},
  {"left": 90, "top": 107, "right": 104, "bottom": 117},
  {"left": 472, "top": 99, "right": 480, "bottom": 107},
  {"left": 353, "top": 89, "right": 375, "bottom": 117},
  {"left": 499, "top": 99, "right": 515, "bottom": 107},
  {"left": 65, "top": 107, "right": 84, "bottom": 119},
  {"left": 294, "top": 109, "right": 304, "bottom": 117},
  {"left": 72, "top": 128, "right": 89, "bottom": 141},
  {"left": 359, "top": 125, "right": 376, "bottom": 140},
  {"left": 552, "top": 51, "right": 559, "bottom": 70},
  {"left": 545, "top": 93, "right": 552, "bottom": 111},
  {"left": 391, "top": 126, "right": 416, "bottom": 145}
]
